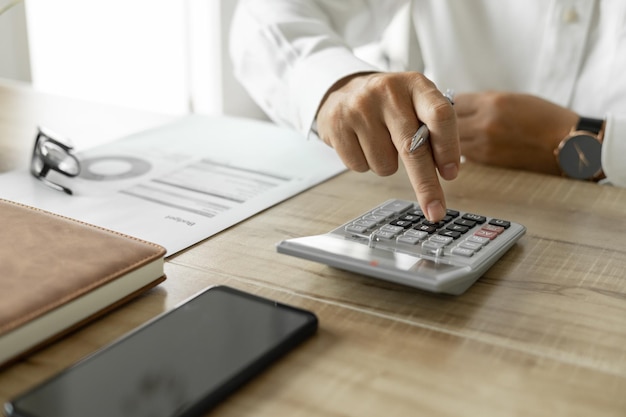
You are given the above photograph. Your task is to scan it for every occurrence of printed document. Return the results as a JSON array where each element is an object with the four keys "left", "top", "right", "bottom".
[{"left": 0, "top": 115, "right": 346, "bottom": 255}]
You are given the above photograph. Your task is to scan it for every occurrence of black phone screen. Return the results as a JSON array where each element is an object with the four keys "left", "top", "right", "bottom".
[{"left": 5, "top": 286, "right": 318, "bottom": 417}]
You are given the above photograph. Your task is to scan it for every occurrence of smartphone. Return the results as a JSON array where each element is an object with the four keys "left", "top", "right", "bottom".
[{"left": 4, "top": 285, "right": 318, "bottom": 417}]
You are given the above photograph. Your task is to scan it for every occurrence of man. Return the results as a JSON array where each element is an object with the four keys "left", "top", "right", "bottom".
[{"left": 230, "top": 0, "right": 626, "bottom": 221}]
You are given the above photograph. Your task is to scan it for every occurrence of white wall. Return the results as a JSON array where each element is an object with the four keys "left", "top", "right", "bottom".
[
  {"left": 0, "top": 1, "right": 31, "bottom": 82},
  {"left": 25, "top": 0, "right": 193, "bottom": 115},
  {"left": 187, "top": 0, "right": 266, "bottom": 119}
]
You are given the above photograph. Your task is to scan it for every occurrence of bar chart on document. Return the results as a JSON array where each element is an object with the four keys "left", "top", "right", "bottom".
[{"left": 121, "top": 158, "right": 291, "bottom": 219}]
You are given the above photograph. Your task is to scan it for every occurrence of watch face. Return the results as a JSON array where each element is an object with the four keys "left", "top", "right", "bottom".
[{"left": 557, "top": 134, "right": 603, "bottom": 180}]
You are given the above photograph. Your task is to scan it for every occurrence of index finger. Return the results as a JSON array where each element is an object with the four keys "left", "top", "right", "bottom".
[
  {"left": 400, "top": 136, "right": 448, "bottom": 222},
  {"left": 412, "top": 87, "right": 460, "bottom": 181},
  {"left": 390, "top": 89, "right": 459, "bottom": 221},
  {"left": 383, "top": 102, "right": 455, "bottom": 221}
]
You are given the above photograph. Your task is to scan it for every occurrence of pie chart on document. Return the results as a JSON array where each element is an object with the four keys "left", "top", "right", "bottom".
[{"left": 78, "top": 156, "right": 152, "bottom": 181}]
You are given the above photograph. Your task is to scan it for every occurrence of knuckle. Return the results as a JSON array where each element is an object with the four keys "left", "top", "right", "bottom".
[
  {"left": 362, "top": 73, "right": 408, "bottom": 107},
  {"left": 339, "top": 150, "right": 370, "bottom": 172},
  {"left": 365, "top": 73, "right": 401, "bottom": 94},
  {"left": 482, "top": 121, "right": 499, "bottom": 138},
  {"left": 484, "top": 90, "right": 508, "bottom": 107},
  {"left": 348, "top": 161, "right": 370, "bottom": 173},
  {"left": 371, "top": 160, "right": 398, "bottom": 177},
  {"left": 400, "top": 134, "right": 415, "bottom": 153},
  {"left": 477, "top": 113, "right": 501, "bottom": 139},
  {"left": 426, "top": 99, "right": 456, "bottom": 125},
  {"left": 410, "top": 72, "right": 437, "bottom": 91},
  {"left": 343, "top": 95, "right": 376, "bottom": 125},
  {"left": 318, "top": 107, "right": 346, "bottom": 135},
  {"left": 346, "top": 90, "right": 368, "bottom": 109},
  {"left": 323, "top": 104, "right": 344, "bottom": 123}
]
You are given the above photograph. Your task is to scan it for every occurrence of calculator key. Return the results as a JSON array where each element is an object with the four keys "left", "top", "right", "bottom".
[
  {"left": 380, "top": 201, "right": 414, "bottom": 214},
  {"left": 371, "top": 209, "right": 395, "bottom": 219},
  {"left": 474, "top": 229, "right": 498, "bottom": 240},
  {"left": 446, "top": 209, "right": 460, "bottom": 218},
  {"left": 399, "top": 214, "right": 423, "bottom": 223},
  {"left": 441, "top": 215, "right": 455, "bottom": 223},
  {"left": 451, "top": 247, "right": 475, "bottom": 257},
  {"left": 354, "top": 218, "right": 379, "bottom": 229},
  {"left": 459, "top": 241, "right": 483, "bottom": 251},
  {"left": 454, "top": 218, "right": 476, "bottom": 228},
  {"left": 467, "top": 235, "right": 490, "bottom": 246},
  {"left": 481, "top": 224, "right": 505, "bottom": 234},
  {"left": 462, "top": 213, "right": 486, "bottom": 224},
  {"left": 414, "top": 224, "right": 437, "bottom": 234},
  {"left": 374, "top": 230, "right": 399, "bottom": 240},
  {"left": 422, "top": 220, "right": 447, "bottom": 229},
  {"left": 390, "top": 220, "right": 414, "bottom": 229},
  {"left": 404, "top": 229, "right": 428, "bottom": 239},
  {"left": 407, "top": 208, "right": 425, "bottom": 217},
  {"left": 380, "top": 224, "right": 404, "bottom": 234},
  {"left": 438, "top": 230, "right": 462, "bottom": 239},
  {"left": 362, "top": 213, "right": 388, "bottom": 223},
  {"left": 345, "top": 224, "right": 370, "bottom": 234},
  {"left": 489, "top": 219, "right": 511, "bottom": 229},
  {"left": 397, "top": 234, "right": 424, "bottom": 245},
  {"left": 446, "top": 224, "right": 469, "bottom": 234},
  {"left": 403, "top": 229, "right": 429, "bottom": 239},
  {"left": 422, "top": 241, "right": 445, "bottom": 257},
  {"left": 429, "top": 234, "right": 454, "bottom": 246}
]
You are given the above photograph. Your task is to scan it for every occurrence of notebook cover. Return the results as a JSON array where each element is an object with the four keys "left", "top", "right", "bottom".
[{"left": 0, "top": 198, "right": 166, "bottom": 368}]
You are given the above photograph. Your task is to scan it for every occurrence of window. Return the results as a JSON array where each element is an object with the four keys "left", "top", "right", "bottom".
[{"left": 19, "top": 0, "right": 265, "bottom": 118}]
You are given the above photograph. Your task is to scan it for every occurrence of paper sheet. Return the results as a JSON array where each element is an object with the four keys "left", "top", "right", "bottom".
[{"left": 0, "top": 115, "right": 346, "bottom": 255}]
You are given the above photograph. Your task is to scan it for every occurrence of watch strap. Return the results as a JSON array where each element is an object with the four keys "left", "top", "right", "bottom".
[{"left": 576, "top": 117, "right": 604, "bottom": 138}]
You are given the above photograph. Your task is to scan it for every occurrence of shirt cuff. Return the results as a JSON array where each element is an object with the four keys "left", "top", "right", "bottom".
[
  {"left": 602, "top": 114, "right": 626, "bottom": 187},
  {"left": 289, "top": 47, "right": 378, "bottom": 139}
]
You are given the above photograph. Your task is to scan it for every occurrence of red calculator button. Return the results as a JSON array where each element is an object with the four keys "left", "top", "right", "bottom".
[
  {"left": 481, "top": 224, "right": 505, "bottom": 234},
  {"left": 474, "top": 229, "right": 498, "bottom": 240}
]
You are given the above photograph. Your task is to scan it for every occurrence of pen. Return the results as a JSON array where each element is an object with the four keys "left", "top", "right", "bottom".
[
  {"left": 409, "top": 89, "right": 455, "bottom": 153},
  {"left": 409, "top": 125, "right": 430, "bottom": 152}
]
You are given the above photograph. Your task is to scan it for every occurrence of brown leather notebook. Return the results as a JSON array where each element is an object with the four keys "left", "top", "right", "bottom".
[{"left": 0, "top": 198, "right": 166, "bottom": 368}]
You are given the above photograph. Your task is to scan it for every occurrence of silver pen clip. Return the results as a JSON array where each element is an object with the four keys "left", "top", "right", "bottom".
[{"left": 409, "top": 88, "right": 455, "bottom": 153}]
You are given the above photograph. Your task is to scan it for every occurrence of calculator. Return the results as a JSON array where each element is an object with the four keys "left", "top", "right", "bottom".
[{"left": 276, "top": 199, "right": 526, "bottom": 295}]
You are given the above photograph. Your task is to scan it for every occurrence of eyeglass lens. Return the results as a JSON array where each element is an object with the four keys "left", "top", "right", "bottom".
[{"left": 30, "top": 128, "right": 81, "bottom": 195}]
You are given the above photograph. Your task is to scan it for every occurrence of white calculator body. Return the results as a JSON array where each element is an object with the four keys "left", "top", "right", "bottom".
[{"left": 277, "top": 199, "right": 526, "bottom": 295}]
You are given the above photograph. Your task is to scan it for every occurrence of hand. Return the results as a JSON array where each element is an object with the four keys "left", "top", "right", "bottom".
[
  {"left": 315, "top": 72, "right": 460, "bottom": 221},
  {"left": 454, "top": 92, "right": 578, "bottom": 175}
]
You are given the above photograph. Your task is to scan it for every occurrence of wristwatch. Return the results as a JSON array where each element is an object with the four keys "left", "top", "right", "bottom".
[{"left": 555, "top": 116, "right": 605, "bottom": 181}]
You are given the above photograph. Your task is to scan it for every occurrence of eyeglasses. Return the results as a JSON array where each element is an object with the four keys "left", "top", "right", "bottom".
[{"left": 30, "top": 127, "right": 80, "bottom": 195}]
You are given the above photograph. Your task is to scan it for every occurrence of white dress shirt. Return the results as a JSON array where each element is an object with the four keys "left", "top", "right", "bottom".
[{"left": 230, "top": 0, "right": 626, "bottom": 186}]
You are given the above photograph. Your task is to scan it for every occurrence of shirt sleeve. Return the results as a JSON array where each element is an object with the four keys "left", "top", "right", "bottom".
[
  {"left": 602, "top": 115, "right": 626, "bottom": 187},
  {"left": 229, "top": 0, "right": 408, "bottom": 137}
]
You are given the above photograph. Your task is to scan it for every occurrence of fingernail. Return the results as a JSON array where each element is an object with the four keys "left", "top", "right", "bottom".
[
  {"left": 440, "top": 163, "right": 459, "bottom": 180},
  {"left": 426, "top": 200, "right": 446, "bottom": 222}
]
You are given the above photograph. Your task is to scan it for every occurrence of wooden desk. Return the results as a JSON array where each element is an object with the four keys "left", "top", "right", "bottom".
[{"left": 1, "top": 79, "right": 625, "bottom": 416}]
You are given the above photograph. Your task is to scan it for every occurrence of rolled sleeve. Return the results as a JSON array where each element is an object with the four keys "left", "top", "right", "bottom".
[{"left": 289, "top": 47, "right": 377, "bottom": 138}]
